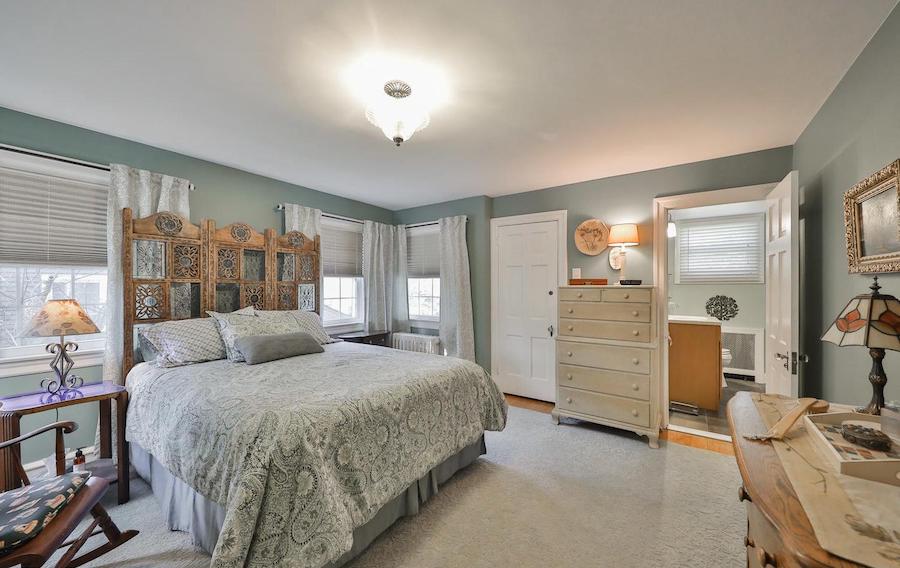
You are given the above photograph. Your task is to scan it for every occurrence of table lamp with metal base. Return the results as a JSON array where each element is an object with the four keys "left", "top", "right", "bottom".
[
  {"left": 821, "top": 276, "right": 900, "bottom": 415},
  {"left": 22, "top": 299, "right": 100, "bottom": 395}
]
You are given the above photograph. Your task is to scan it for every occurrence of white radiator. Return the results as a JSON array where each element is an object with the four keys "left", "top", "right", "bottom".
[
  {"left": 721, "top": 326, "right": 765, "bottom": 382},
  {"left": 391, "top": 332, "right": 442, "bottom": 355}
]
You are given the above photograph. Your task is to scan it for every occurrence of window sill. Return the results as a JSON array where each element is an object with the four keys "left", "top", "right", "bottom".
[
  {"left": 325, "top": 322, "right": 366, "bottom": 336},
  {"left": 410, "top": 318, "right": 440, "bottom": 330},
  {"left": 0, "top": 348, "right": 105, "bottom": 379}
]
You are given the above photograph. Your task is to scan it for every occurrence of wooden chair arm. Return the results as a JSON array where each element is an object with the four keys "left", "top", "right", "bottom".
[{"left": 0, "top": 420, "right": 78, "bottom": 451}]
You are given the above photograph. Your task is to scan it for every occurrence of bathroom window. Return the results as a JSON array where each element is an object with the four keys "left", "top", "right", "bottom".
[{"left": 675, "top": 215, "right": 764, "bottom": 284}]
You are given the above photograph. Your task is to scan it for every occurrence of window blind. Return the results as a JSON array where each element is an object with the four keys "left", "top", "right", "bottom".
[
  {"left": 676, "top": 215, "right": 764, "bottom": 284},
  {"left": 0, "top": 152, "right": 109, "bottom": 267},
  {"left": 321, "top": 218, "right": 362, "bottom": 277},
  {"left": 407, "top": 226, "right": 440, "bottom": 278}
]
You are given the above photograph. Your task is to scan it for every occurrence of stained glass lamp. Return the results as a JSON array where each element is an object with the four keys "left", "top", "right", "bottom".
[
  {"left": 821, "top": 276, "right": 900, "bottom": 414},
  {"left": 22, "top": 299, "right": 100, "bottom": 394}
]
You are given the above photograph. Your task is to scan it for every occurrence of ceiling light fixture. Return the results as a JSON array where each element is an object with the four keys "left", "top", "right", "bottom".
[{"left": 345, "top": 53, "right": 449, "bottom": 147}]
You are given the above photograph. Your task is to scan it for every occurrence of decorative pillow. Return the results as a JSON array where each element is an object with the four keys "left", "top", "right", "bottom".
[
  {"left": 0, "top": 471, "right": 91, "bottom": 552},
  {"left": 207, "top": 310, "right": 301, "bottom": 362},
  {"left": 234, "top": 332, "right": 324, "bottom": 364},
  {"left": 139, "top": 318, "right": 227, "bottom": 368},
  {"left": 256, "top": 310, "right": 337, "bottom": 345}
]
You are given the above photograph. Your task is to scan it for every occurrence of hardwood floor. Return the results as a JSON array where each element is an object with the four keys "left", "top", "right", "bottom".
[{"left": 504, "top": 394, "right": 734, "bottom": 456}]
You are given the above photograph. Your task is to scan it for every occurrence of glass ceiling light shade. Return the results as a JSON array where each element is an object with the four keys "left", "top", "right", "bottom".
[{"left": 344, "top": 53, "right": 449, "bottom": 146}]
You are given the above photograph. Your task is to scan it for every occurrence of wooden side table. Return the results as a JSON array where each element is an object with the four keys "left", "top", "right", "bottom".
[
  {"left": 0, "top": 382, "right": 130, "bottom": 504},
  {"left": 336, "top": 329, "right": 390, "bottom": 347}
]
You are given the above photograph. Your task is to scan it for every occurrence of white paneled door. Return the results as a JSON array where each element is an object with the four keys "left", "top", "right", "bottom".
[
  {"left": 765, "top": 171, "right": 799, "bottom": 397},
  {"left": 492, "top": 215, "right": 564, "bottom": 402}
]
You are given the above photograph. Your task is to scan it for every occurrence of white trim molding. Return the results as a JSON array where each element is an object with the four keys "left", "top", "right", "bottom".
[
  {"left": 0, "top": 348, "right": 105, "bottom": 379},
  {"left": 652, "top": 183, "right": 775, "bottom": 429},
  {"left": 490, "top": 209, "right": 568, "bottom": 387}
]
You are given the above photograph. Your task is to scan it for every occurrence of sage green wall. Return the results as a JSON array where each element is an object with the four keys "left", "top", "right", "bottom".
[
  {"left": 793, "top": 5, "right": 900, "bottom": 406},
  {"left": 0, "top": 107, "right": 393, "bottom": 462},
  {"left": 393, "top": 196, "right": 493, "bottom": 370},
  {"left": 492, "top": 147, "right": 794, "bottom": 284}
]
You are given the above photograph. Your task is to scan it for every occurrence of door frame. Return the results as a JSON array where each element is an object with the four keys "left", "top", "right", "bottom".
[
  {"left": 490, "top": 210, "right": 569, "bottom": 390},
  {"left": 652, "top": 184, "right": 775, "bottom": 430}
]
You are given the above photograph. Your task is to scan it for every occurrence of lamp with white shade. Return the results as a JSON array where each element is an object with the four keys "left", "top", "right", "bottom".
[{"left": 607, "top": 223, "right": 639, "bottom": 278}]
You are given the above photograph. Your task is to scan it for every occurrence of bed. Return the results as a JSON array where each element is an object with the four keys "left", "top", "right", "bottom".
[
  {"left": 126, "top": 341, "right": 506, "bottom": 567},
  {"left": 120, "top": 210, "right": 507, "bottom": 566}
]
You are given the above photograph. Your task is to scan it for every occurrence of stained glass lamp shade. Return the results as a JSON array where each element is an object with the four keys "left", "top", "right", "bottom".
[
  {"left": 22, "top": 299, "right": 99, "bottom": 394},
  {"left": 821, "top": 277, "right": 900, "bottom": 414}
]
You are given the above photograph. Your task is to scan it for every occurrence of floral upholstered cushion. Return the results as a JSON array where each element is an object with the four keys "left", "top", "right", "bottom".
[{"left": 0, "top": 472, "right": 91, "bottom": 552}]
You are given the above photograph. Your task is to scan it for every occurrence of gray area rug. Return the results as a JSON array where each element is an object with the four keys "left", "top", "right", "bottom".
[{"left": 61, "top": 406, "right": 745, "bottom": 567}]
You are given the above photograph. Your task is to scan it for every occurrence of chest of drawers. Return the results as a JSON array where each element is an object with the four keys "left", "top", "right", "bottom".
[{"left": 552, "top": 285, "right": 660, "bottom": 448}]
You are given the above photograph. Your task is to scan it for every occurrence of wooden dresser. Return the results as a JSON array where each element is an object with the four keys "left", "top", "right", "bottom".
[
  {"left": 552, "top": 285, "right": 660, "bottom": 448},
  {"left": 728, "top": 393, "right": 865, "bottom": 568}
]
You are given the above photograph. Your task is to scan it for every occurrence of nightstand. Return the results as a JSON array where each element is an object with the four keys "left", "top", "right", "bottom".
[
  {"left": 336, "top": 330, "right": 390, "bottom": 347},
  {"left": 0, "top": 382, "right": 130, "bottom": 503}
]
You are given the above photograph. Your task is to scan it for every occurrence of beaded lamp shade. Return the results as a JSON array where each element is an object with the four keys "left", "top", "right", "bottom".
[
  {"left": 23, "top": 299, "right": 100, "bottom": 338},
  {"left": 821, "top": 276, "right": 900, "bottom": 414}
]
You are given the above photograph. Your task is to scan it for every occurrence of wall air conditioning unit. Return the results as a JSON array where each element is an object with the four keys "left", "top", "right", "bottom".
[{"left": 721, "top": 326, "right": 765, "bottom": 382}]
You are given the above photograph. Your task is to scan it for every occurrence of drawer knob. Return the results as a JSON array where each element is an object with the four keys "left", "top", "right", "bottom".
[
  {"left": 566, "top": 373, "right": 573, "bottom": 380},
  {"left": 566, "top": 397, "right": 573, "bottom": 404},
  {"left": 567, "top": 308, "right": 574, "bottom": 314},
  {"left": 567, "top": 325, "right": 574, "bottom": 331},
  {"left": 623, "top": 293, "right": 630, "bottom": 299},
  {"left": 632, "top": 310, "right": 639, "bottom": 316},
  {"left": 567, "top": 351, "right": 573, "bottom": 357},
  {"left": 632, "top": 358, "right": 639, "bottom": 365},
  {"left": 632, "top": 383, "right": 639, "bottom": 391},
  {"left": 631, "top": 409, "right": 639, "bottom": 417},
  {"left": 632, "top": 330, "right": 639, "bottom": 336},
  {"left": 576, "top": 292, "right": 583, "bottom": 298}
]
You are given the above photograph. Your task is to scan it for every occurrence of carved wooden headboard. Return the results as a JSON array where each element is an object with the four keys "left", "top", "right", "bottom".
[{"left": 122, "top": 208, "right": 320, "bottom": 376}]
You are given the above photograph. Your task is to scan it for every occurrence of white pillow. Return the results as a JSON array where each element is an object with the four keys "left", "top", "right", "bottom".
[
  {"left": 255, "top": 310, "right": 338, "bottom": 345},
  {"left": 139, "top": 318, "right": 227, "bottom": 367},
  {"left": 208, "top": 309, "right": 300, "bottom": 362}
]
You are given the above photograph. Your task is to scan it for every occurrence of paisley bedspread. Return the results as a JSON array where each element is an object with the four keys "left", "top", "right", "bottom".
[{"left": 125, "top": 342, "right": 507, "bottom": 567}]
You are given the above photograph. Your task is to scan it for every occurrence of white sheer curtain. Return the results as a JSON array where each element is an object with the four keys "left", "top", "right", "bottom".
[
  {"left": 362, "top": 221, "right": 409, "bottom": 332},
  {"left": 283, "top": 203, "right": 321, "bottom": 237},
  {"left": 439, "top": 216, "right": 475, "bottom": 361},
  {"left": 103, "top": 165, "right": 192, "bottom": 387}
]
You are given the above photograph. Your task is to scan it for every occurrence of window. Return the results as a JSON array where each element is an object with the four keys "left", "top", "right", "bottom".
[
  {"left": 320, "top": 217, "right": 364, "bottom": 327},
  {"left": 0, "top": 150, "right": 110, "bottom": 362},
  {"left": 407, "top": 226, "right": 440, "bottom": 322},
  {"left": 675, "top": 215, "right": 764, "bottom": 284}
]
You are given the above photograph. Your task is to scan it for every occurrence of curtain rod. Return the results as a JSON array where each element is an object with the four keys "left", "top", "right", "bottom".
[
  {"left": 275, "top": 204, "right": 364, "bottom": 225},
  {"left": 0, "top": 144, "right": 196, "bottom": 191}
]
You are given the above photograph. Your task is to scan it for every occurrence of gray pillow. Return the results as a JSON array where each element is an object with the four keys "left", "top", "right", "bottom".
[{"left": 234, "top": 332, "right": 324, "bottom": 364}]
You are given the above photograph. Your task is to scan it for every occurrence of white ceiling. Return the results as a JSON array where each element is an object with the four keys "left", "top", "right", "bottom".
[{"left": 1, "top": 1, "right": 896, "bottom": 210}]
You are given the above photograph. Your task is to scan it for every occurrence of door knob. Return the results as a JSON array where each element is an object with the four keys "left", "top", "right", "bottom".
[{"left": 548, "top": 324, "right": 555, "bottom": 337}]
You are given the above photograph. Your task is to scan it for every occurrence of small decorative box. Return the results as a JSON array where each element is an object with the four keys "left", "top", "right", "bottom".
[{"left": 804, "top": 411, "right": 900, "bottom": 486}]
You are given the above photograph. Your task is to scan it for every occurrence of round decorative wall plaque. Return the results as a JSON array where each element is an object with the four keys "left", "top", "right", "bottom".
[{"left": 574, "top": 219, "right": 610, "bottom": 256}]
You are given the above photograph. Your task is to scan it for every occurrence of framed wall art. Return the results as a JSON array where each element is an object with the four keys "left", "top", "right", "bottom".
[{"left": 844, "top": 159, "right": 900, "bottom": 273}]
